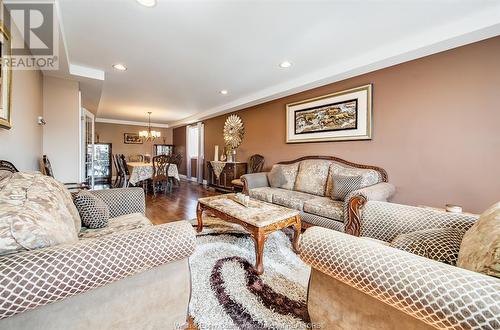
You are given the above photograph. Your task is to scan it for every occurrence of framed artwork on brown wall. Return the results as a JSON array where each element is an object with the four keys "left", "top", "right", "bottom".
[
  {"left": 0, "top": 23, "right": 13, "bottom": 130},
  {"left": 286, "top": 84, "right": 372, "bottom": 143},
  {"left": 124, "top": 133, "right": 143, "bottom": 144}
]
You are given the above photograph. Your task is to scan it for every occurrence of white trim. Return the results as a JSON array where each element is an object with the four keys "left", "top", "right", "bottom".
[
  {"left": 80, "top": 106, "right": 95, "bottom": 185},
  {"left": 168, "top": 11, "right": 500, "bottom": 128},
  {"left": 179, "top": 174, "right": 206, "bottom": 184},
  {"left": 70, "top": 64, "right": 105, "bottom": 81},
  {"left": 95, "top": 117, "right": 169, "bottom": 128}
]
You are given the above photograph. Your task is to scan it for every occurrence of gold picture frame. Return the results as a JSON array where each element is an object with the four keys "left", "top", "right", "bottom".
[
  {"left": 124, "top": 133, "right": 144, "bottom": 144},
  {"left": 286, "top": 84, "right": 372, "bottom": 143},
  {"left": 0, "top": 22, "right": 12, "bottom": 129}
]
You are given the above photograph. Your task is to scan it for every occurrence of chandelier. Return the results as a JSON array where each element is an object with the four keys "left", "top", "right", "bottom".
[{"left": 139, "top": 112, "right": 161, "bottom": 141}]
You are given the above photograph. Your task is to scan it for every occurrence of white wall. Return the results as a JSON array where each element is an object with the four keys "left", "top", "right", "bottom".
[
  {"left": 0, "top": 16, "right": 43, "bottom": 170},
  {"left": 42, "top": 76, "right": 81, "bottom": 183}
]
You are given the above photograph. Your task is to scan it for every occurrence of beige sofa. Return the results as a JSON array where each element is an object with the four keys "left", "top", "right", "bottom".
[
  {"left": 300, "top": 201, "right": 500, "bottom": 330},
  {"left": 0, "top": 172, "right": 196, "bottom": 330},
  {"left": 241, "top": 156, "right": 395, "bottom": 231}
]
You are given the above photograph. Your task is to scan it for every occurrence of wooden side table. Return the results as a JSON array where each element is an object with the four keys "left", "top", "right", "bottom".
[
  {"left": 207, "top": 161, "right": 247, "bottom": 192},
  {"left": 418, "top": 205, "right": 478, "bottom": 217}
]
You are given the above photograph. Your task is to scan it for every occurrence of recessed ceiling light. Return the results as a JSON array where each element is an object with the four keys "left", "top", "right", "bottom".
[
  {"left": 220, "top": 90, "right": 228, "bottom": 95},
  {"left": 112, "top": 64, "right": 127, "bottom": 71},
  {"left": 136, "top": 0, "right": 157, "bottom": 7},
  {"left": 279, "top": 61, "right": 292, "bottom": 68}
]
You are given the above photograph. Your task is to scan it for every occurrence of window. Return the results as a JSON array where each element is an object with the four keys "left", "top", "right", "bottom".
[{"left": 187, "top": 125, "right": 199, "bottom": 159}]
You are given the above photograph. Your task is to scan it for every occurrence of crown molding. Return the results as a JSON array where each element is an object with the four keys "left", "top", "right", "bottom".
[
  {"left": 169, "top": 7, "right": 500, "bottom": 128},
  {"left": 70, "top": 64, "right": 105, "bottom": 81},
  {"left": 95, "top": 118, "right": 169, "bottom": 128}
]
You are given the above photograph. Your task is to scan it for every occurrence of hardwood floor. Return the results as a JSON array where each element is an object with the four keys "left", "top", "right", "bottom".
[{"left": 145, "top": 180, "right": 220, "bottom": 225}]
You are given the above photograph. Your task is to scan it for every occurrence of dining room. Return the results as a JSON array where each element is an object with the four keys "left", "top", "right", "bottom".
[{"left": 91, "top": 118, "right": 182, "bottom": 195}]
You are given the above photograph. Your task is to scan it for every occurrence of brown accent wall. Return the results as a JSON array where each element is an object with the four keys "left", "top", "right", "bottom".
[
  {"left": 95, "top": 123, "right": 173, "bottom": 176},
  {"left": 174, "top": 36, "right": 500, "bottom": 214},
  {"left": 173, "top": 125, "right": 187, "bottom": 175}
]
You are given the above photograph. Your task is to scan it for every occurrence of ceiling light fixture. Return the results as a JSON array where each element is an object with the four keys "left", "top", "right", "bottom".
[
  {"left": 112, "top": 64, "right": 127, "bottom": 71},
  {"left": 220, "top": 90, "right": 228, "bottom": 95},
  {"left": 136, "top": 0, "right": 157, "bottom": 7},
  {"left": 279, "top": 61, "right": 292, "bottom": 68},
  {"left": 139, "top": 112, "right": 161, "bottom": 141}
]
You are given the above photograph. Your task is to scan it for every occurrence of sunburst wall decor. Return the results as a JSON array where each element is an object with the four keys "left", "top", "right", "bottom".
[{"left": 223, "top": 115, "right": 244, "bottom": 149}]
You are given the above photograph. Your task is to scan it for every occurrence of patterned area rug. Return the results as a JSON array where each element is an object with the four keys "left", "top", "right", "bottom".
[{"left": 188, "top": 217, "right": 311, "bottom": 330}]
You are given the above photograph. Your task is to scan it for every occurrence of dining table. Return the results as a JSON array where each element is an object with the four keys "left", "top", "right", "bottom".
[{"left": 127, "top": 162, "right": 180, "bottom": 186}]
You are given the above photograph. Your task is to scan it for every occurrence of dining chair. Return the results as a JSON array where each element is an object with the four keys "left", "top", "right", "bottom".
[
  {"left": 40, "top": 155, "right": 89, "bottom": 191},
  {"left": 112, "top": 154, "right": 124, "bottom": 188},
  {"left": 120, "top": 154, "right": 130, "bottom": 176},
  {"left": 151, "top": 154, "right": 172, "bottom": 196},
  {"left": 169, "top": 153, "right": 182, "bottom": 188},
  {"left": 117, "top": 154, "right": 130, "bottom": 188},
  {"left": 128, "top": 154, "right": 144, "bottom": 162},
  {"left": 172, "top": 153, "right": 183, "bottom": 169}
]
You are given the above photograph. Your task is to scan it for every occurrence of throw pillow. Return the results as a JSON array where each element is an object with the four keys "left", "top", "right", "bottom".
[
  {"left": 457, "top": 202, "right": 500, "bottom": 278},
  {"left": 294, "top": 160, "right": 331, "bottom": 196},
  {"left": 0, "top": 172, "right": 79, "bottom": 256},
  {"left": 267, "top": 163, "right": 299, "bottom": 190},
  {"left": 327, "top": 165, "right": 380, "bottom": 197},
  {"left": 332, "top": 174, "right": 364, "bottom": 200},
  {"left": 267, "top": 165, "right": 286, "bottom": 188},
  {"left": 390, "top": 228, "right": 465, "bottom": 265},
  {"left": 0, "top": 170, "right": 12, "bottom": 189},
  {"left": 73, "top": 190, "right": 110, "bottom": 229}
]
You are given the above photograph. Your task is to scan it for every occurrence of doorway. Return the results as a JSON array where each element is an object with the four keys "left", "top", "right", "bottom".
[{"left": 80, "top": 108, "right": 95, "bottom": 188}]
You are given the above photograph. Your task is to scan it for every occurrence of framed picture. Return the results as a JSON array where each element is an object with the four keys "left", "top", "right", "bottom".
[
  {"left": 0, "top": 23, "right": 12, "bottom": 130},
  {"left": 286, "top": 84, "right": 372, "bottom": 143},
  {"left": 124, "top": 133, "right": 143, "bottom": 144}
]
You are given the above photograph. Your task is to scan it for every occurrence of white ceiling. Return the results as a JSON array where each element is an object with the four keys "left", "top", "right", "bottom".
[{"left": 55, "top": 0, "right": 500, "bottom": 127}]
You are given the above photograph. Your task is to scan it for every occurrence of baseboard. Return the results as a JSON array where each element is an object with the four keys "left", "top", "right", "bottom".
[{"left": 179, "top": 174, "right": 207, "bottom": 185}]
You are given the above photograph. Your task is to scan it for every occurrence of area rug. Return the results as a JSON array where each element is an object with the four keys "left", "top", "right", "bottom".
[{"left": 188, "top": 217, "right": 311, "bottom": 330}]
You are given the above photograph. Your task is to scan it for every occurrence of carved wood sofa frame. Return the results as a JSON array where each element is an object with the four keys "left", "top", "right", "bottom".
[{"left": 248, "top": 155, "right": 389, "bottom": 236}]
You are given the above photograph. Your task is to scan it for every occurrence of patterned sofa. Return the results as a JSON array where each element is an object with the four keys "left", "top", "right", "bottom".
[
  {"left": 300, "top": 201, "right": 500, "bottom": 330},
  {"left": 241, "top": 156, "right": 395, "bottom": 231},
  {"left": 0, "top": 172, "right": 196, "bottom": 330}
]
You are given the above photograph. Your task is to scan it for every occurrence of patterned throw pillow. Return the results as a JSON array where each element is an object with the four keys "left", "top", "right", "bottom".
[
  {"left": 332, "top": 174, "right": 364, "bottom": 200},
  {"left": 73, "top": 191, "right": 110, "bottom": 229},
  {"left": 0, "top": 172, "right": 79, "bottom": 256},
  {"left": 294, "top": 160, "right": 331, "bottom": 196},
  {"left": 267, "top": 163, "right": 299, "bottom": 190},
  {"left": 267, "top": 165, "right": 286, "bottom": 188},
  {"left": 390, "top": 228, "right": 465, "bottom": 265},
  {"left": 457, "top": 202, "right": 500, "bottom": 278}
]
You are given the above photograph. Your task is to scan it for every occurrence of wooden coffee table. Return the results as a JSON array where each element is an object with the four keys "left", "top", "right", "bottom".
[{"left": 196, "top": 194, "right": 301, "bottom": 274}]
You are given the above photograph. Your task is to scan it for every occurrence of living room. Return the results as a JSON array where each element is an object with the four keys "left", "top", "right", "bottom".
[{"left": 0, "top": 0, "right": 499, "bottom": 329}]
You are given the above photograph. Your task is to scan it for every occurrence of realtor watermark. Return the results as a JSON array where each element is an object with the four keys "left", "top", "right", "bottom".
[{"left": 2, "top": 1, "right": 59, "bottom": 70}]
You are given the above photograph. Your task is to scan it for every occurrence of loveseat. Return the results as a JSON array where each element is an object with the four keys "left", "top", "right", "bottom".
[
  {"left": 0, "top": 172, "right": 196, "bottom": 330},
  {"left": 241, "top": 156, "right": 395, "bottom": 231},
  {"left": 300, "top": 201, "right": 500, "bottom": 329}
]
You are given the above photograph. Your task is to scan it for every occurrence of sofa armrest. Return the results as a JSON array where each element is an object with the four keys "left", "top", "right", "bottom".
[
  {"left": 300, "top": 227, "right": 500, "bottom": 330},
  {"left": 347, "top": 200, "right": 478, "bottom": 241},
  {"left": 241, "top": 172, "right": 269, "bottom": 193},
  {"left": 344, "top": 183, "right": 396, "bottom": 235},
  {"left": 90, "top": 188, "right": 145, "bottom": 218},
  {"left": 0, "top": 220, "right": 195, "bottom": 320}
]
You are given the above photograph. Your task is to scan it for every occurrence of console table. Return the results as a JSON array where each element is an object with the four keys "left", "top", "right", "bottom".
[{"left": 207, "top": 161, "right": 247, "bottom": 192}]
